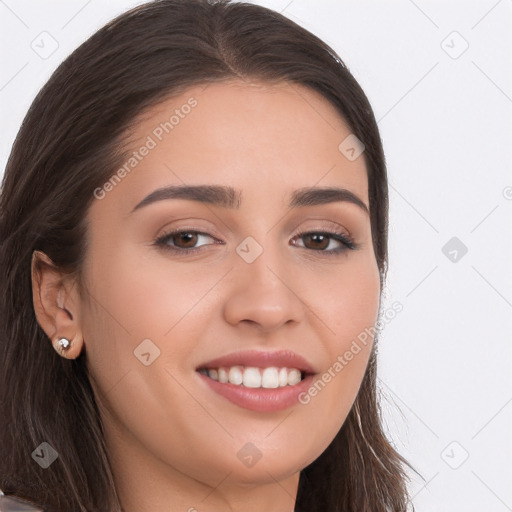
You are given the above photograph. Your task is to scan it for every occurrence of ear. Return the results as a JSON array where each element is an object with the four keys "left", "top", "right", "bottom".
[{"left": 31, "top": 250, "right": 84, "bottom": 359}]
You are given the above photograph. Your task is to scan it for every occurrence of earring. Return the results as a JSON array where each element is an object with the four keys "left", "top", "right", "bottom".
[{"left": 56, "top": 337, "right": 71, "bottom": 354}]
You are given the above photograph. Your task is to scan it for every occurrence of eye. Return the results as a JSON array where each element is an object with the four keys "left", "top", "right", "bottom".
[
  {"left": 291, "top": 230, "right": 357, "bottom": 255},
  {"left": 154, "top": 229, "right": 220, "bottom": 254}
]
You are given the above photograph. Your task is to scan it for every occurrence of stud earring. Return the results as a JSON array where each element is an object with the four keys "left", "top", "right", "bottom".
[{"left": 56, "top": 337, "right": 71, "bottom": 354}]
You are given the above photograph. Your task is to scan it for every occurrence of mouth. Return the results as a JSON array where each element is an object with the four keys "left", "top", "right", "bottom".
[
  {"left": 195, "top": 350, "right": 316, "bottom": 412},
  {"left": 195, "top": 348, "right": 316, "bottom": 386},
  {"left": 197, "top": 365, "right": 309, "bottom": 388}
]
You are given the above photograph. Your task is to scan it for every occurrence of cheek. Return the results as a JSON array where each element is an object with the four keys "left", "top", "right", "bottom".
[
  {"left": 295, "top": 253, "right": 380, "bottom": 435},
  {"left": 79, "top": 248, "right": 218, "bottom": 391},
  {"left": 82, "top": 245, "right": 211, "bottom": 340},
  {"left": 312, "top": 252, "right": 381, "bottom": 340}
]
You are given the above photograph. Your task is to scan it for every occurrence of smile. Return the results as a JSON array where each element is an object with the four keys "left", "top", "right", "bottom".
[{"left": 197, "top": 365, "right": 305, "bottom": 388}]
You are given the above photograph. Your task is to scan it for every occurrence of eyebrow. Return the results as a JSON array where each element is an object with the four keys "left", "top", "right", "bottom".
[{"left": 130, "top": 184, "right": 369, "bottom": 214}]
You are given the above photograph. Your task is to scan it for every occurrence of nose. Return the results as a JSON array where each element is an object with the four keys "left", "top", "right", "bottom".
[{"left": 222, "top": 243, "right": 305, "bottom": 334}]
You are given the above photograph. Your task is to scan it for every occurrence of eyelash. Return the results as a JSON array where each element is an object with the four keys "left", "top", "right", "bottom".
[{"left": 154, "top": 227, "right": 358, "bottom": 256}]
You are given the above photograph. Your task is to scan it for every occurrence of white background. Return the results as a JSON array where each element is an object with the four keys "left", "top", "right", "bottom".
[{"left": 1, "top": 1, "right": 511, "bottom": 510}]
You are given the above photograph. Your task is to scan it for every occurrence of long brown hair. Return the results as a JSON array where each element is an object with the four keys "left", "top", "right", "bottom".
[{"left": 0, "top": 1, "right": 419, "bottom": 510}]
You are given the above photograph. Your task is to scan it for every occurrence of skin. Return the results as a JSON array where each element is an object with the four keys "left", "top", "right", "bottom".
[{"left": 32, "top": 80, "right": 380, "bottom": 512}]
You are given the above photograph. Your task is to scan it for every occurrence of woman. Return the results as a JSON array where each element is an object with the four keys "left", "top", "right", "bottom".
[{"left": 0, "top": 0, "right": 418, "bottom": 510}]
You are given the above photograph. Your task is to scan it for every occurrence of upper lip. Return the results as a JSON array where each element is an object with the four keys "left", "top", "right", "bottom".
[{"left": 196, "top": 349, "right": 317, "bottom": 374}]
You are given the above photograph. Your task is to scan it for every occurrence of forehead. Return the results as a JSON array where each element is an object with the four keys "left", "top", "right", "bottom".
[{"left": 93, "top": 79, "right": 369, "bottom": 216}]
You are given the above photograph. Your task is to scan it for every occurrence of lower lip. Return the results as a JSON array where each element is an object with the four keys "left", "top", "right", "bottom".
[{"left": 196, "top": 371, "right": 315, "bottom": 412}]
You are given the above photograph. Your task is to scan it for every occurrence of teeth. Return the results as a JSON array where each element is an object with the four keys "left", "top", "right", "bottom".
[
  {"left": 262, "top": 367, "right": 279, "bottom": 388},
  {"left": 202, "top": 366, "right": 305, "bottom": 388},
  {"left": 228, "top": 366, "right": 243, "bottom": 385},
  {"left": 243, "top": 367, "right": 261, "bottom": 388},
  {"left": 287, "top": 368, "right": 302, "bottom": 386},
  {"left": 278, "top": 367, "right": 288, "bottom": 387},
  {"left": 218, "top": 367, "right": 228, "bottom": 383}
]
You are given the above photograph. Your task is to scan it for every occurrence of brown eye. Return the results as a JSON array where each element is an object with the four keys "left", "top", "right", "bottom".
[
  {"left": 155, "top": 230, "right": 219, "bottom": 253},
  {"left": 171, "top": 232, "right": 199, "bottom": 249},
  {"left": 302, "top": 233, "right": 330, "bottom": 251},
  {"left": 291, "top": 230, "right": 356, "bottom": 255}
]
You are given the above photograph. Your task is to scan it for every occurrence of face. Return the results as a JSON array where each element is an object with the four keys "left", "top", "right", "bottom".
[{"left": 78, "top": 80, "right": 380, "bottom": 501}]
